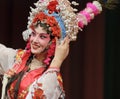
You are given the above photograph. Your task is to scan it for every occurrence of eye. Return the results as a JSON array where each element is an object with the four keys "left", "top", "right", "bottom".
[
  {"left": 39, "top": 35, "right": 47, "bottom": 39},
  {"left": 39, "top": 34, "right": 50, "bottom": 39},
  {"left": 31, "top": 32, "right": 36, "bottom": 37}
]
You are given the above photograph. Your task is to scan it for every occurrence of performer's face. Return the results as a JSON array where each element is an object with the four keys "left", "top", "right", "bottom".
[{"left": 30, "top": 25, "right": 51, "bottom": 55}]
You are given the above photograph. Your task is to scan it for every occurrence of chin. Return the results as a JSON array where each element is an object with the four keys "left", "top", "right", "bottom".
[{"left": 31, "top": 49, "right": 42, "bottom": 55}]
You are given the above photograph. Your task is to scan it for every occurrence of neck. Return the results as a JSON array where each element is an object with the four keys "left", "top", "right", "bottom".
[
  {"left": 34, "top": 51, "right": 47, "bottom": 62},
  {"left": 29, "top": 52, "right": 47, "bottom": 70}
]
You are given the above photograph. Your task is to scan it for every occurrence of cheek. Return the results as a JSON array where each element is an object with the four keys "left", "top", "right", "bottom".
[
  {"left": 40, "top": 39, "right": 50, "bottom": 47},
  {"left": 38, "top": 36, "right": 51, "bottom": 46},
  {"left": 30, "top": 36, "right": 50, "bottom": 46}
]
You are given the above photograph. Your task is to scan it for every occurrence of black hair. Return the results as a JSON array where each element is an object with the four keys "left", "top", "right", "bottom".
[
  {"left": 33, "top": 20, "right": 55, "bottom": 39},
  {"left": 6, "top": 54, "right": 33, "bottom": 99}
]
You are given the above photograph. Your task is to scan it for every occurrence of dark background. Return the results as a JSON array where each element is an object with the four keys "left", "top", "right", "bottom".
[{"left": 0, "top": 0, "right": 120, "bottom": 99}]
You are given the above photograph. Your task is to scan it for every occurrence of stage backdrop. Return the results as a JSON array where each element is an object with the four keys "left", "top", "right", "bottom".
[
  {"left": 1, "top": 0, "right": 119, "bottom": 99},
  {"left": 104, "top": 7, "right": 120, "bottom": 99}
]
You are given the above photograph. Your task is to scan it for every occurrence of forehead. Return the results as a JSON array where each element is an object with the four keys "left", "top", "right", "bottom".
[{"left": 34, "top": 25, "right": 47, "bottom": 34}]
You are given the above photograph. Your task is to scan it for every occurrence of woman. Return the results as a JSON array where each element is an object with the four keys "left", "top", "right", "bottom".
[
  {"left": 0, "top": 0, "right": 103, "bottom": 98},
  {"left": 0, "top": 15, "right": 70, "bottom": 99},
  {"left": 0, "top": 19, "right": 70, "bottom": 99}
]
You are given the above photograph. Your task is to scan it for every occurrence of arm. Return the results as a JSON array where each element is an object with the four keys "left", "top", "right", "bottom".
[
  {"left": 26, "top": 37, "right": 70, "bottom": 98},
  {"left": 0, "top": 44, "right": 17, "bottom": 74},
  {"left": 50, "top": 36, "right": 70, "bottom": 68},
  {"left": 26, "top": 68, "right": 65, "bottom": 99}
]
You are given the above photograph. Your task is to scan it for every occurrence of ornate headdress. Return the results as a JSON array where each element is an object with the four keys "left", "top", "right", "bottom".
[
  {"left": 22, "top": 0, "right": 102, "bottom": 42},
  {"left": 21, "top": 0, "right": 103, "bottom": 65}
]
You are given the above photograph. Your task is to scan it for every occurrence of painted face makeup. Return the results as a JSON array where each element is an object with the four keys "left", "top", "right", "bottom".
[{"left": 30, "top": 26, "right": 51, "bottom": 55}]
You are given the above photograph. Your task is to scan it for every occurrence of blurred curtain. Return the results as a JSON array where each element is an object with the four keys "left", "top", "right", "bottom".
[
  {"left": 104, "top": 8, "right": 120, "bottom": 99},
  {"left": 0, "top": 0, "right": 105, "bottom": 99}
]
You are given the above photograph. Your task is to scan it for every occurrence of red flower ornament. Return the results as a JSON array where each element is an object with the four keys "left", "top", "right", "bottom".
[{"left": 47, "top": 0, "right": 59, "bottom": 14}]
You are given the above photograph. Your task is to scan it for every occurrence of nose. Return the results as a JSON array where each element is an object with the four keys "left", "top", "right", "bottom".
[{"left": 32, "top": 35, "right": 39, "bottom": 43}]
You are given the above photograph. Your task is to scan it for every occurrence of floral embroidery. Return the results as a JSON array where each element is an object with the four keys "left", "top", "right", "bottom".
[
  {"left": 6, "top": 50, "right": 25, "bottom": 76},
  {"left": 18, "top": 89, "right": 28, "bottom": 99},
  {"left": 57, "top": 73, "right": 64, "bottom": 90},
  {"left": 16, "top": 50, "right": 25, "bottom": 62},
  {"left": 32, "top": 83, "right": 46, "bottom": 99},
  {"left": 8, "top": 86, "right": 14, "bottom": 98},
  {"left": 9, "top": 85, "right": 29, "bottom": 99}
]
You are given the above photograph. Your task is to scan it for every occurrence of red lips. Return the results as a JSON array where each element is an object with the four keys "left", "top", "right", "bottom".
[{"left": 31, "top": 43, "right": 40, "bottom": 49}]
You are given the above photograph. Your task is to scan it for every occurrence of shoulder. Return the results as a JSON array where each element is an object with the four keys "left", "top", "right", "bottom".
[{"left": 15, "top": 49, "right": 25, "bottom": 61}]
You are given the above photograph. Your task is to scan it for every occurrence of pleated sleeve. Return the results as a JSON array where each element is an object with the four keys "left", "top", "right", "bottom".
[{"left": 0, "top": 44, "right": 17, "bottom": 75}]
